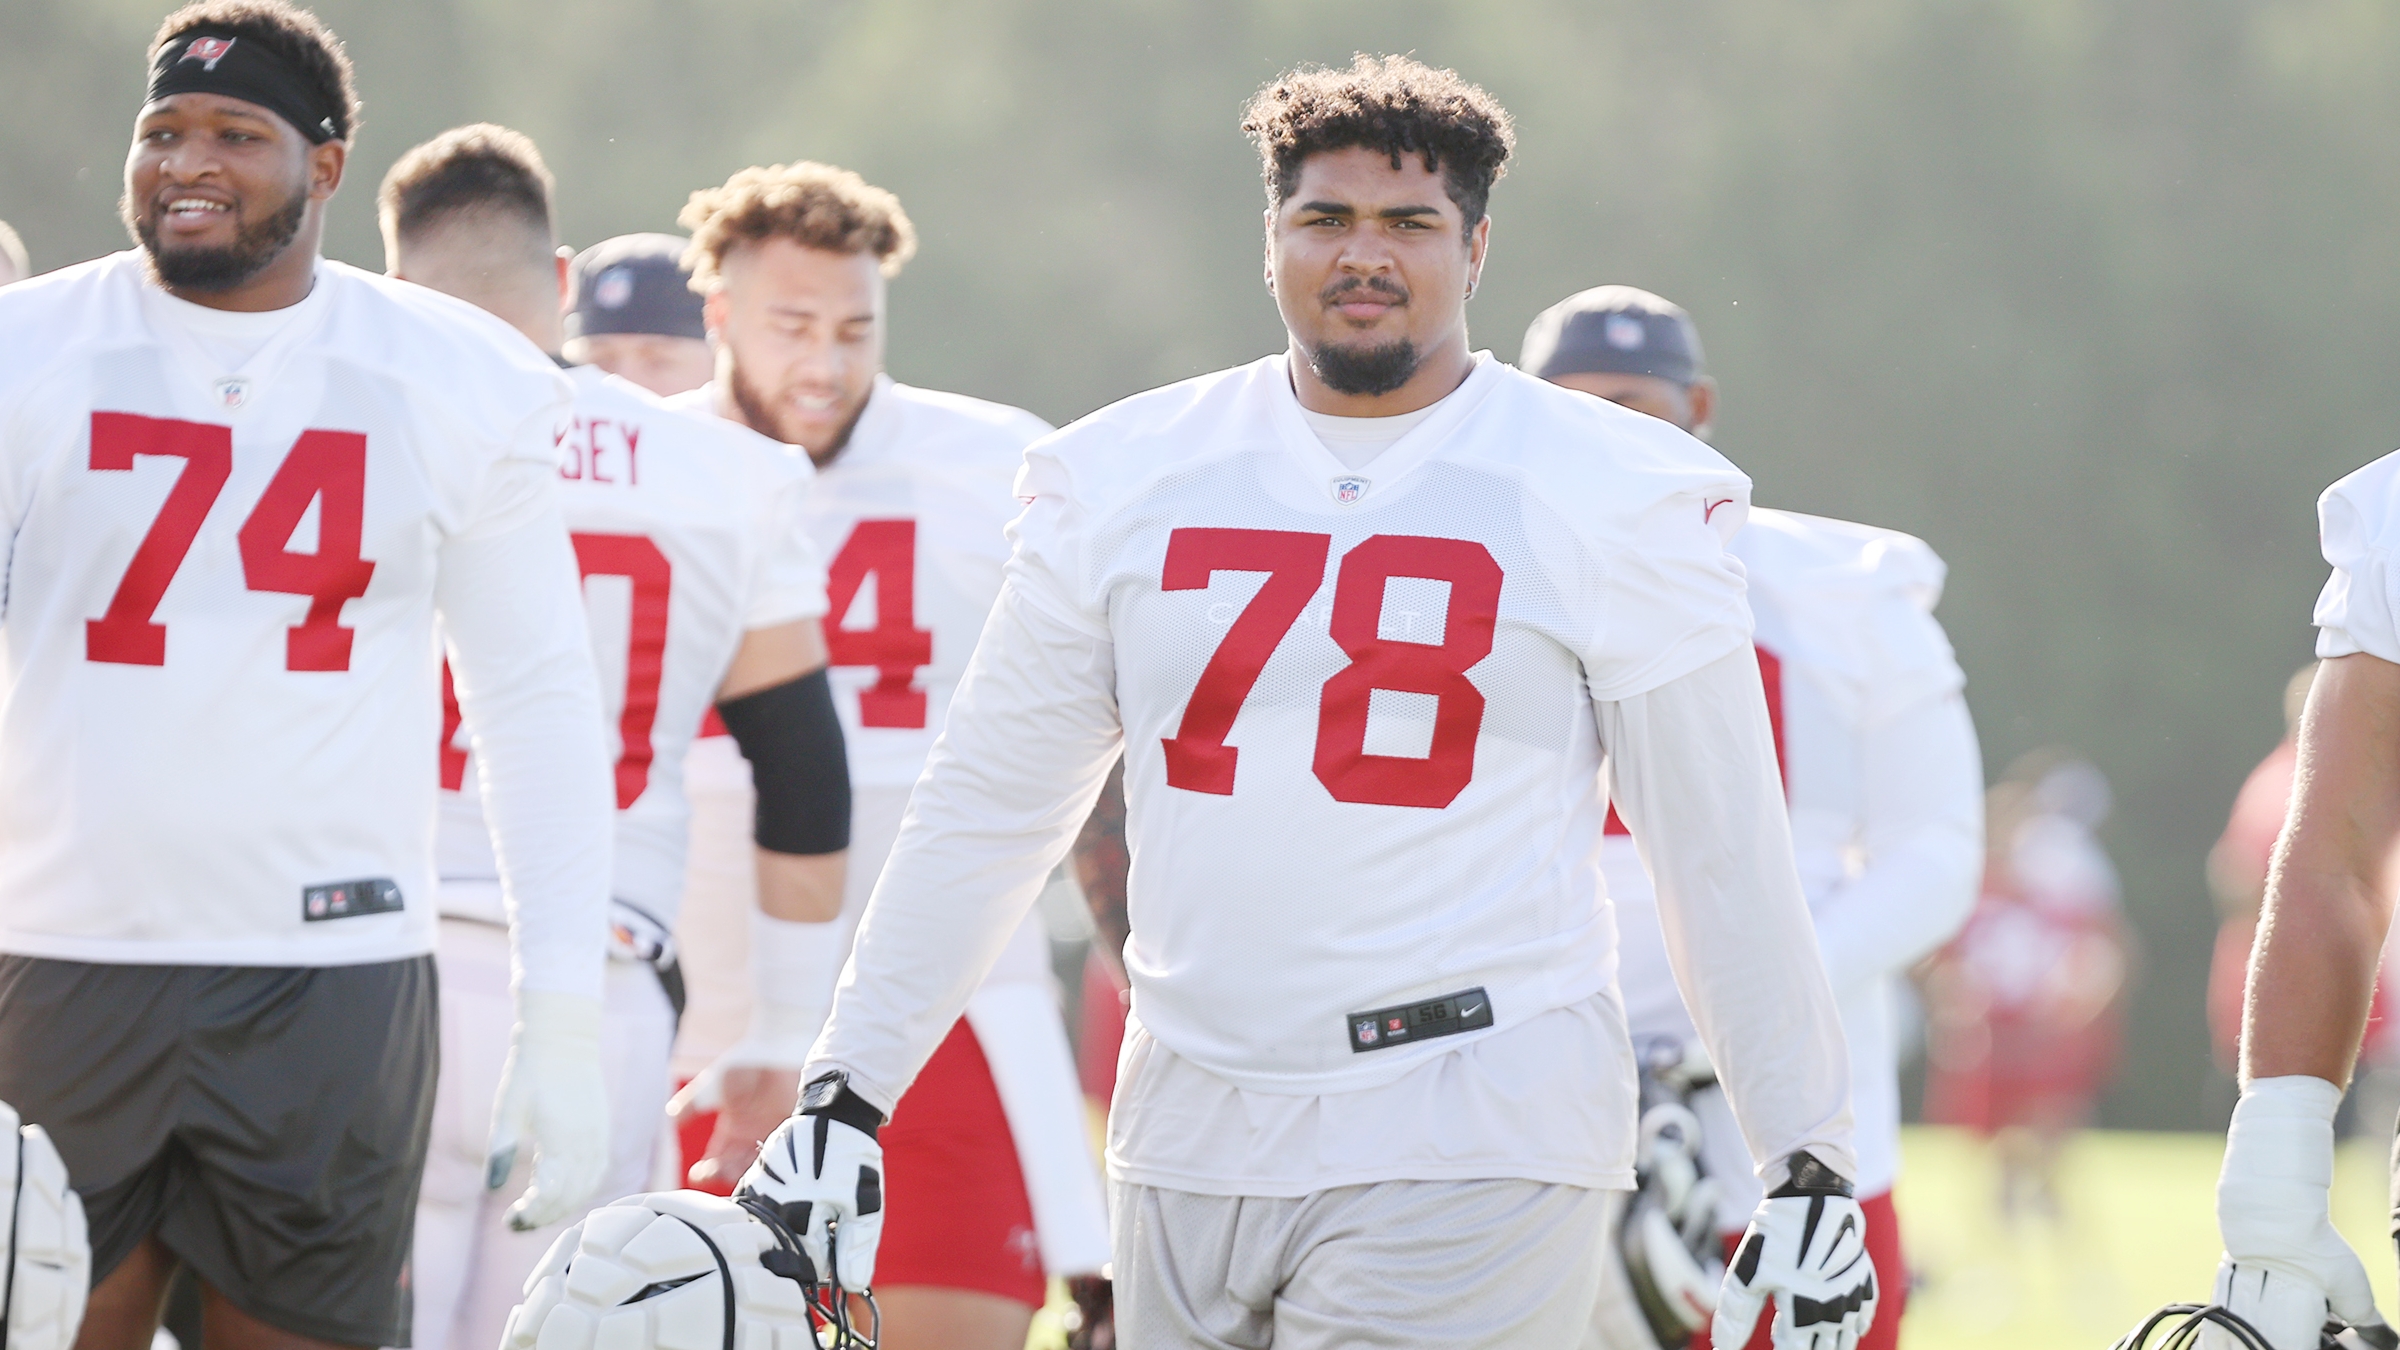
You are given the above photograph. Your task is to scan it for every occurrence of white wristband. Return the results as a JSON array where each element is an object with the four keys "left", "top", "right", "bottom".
[
  {"left": 743, "top": 911, "right": 850, "bottom": 1060},
  {"left": 2226, "top": 1074, "right": 2343, "bottom": 1190}
]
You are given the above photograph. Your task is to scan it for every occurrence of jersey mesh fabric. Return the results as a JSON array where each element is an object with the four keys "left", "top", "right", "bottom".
[
  {"left": 439, "top": 368, "right": 826, "bottom": 927},
  {"left": 2317, "top": 448, "right": 2400, "bottom": 664},
  {"left": 0, "top": 252, "right": 576, "bottom": 966},
  {"left": 1605, "top": 507, "right": 1974, "bottom": 1203}
]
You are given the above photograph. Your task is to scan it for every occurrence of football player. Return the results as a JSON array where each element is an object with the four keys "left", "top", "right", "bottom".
[
  {"left": 379, "top": 125, "right": 851, "bottom": 1350},
  {"left": 562, "top": 233, "right": 716, "bottom": 398},
  {"left": 1524, "top": 286, "right": 1985, "bottom": 1350},
  {"left": 2203, "top": 444, "right": 2400, "bottom": 1348},
  {"left": 746, "top": 56, "right": 1874, "bottom": 1350},
  {"left": 0, "top": 6, "right": 615, "bottom": 1350},
  {"left": 0, "top": 219, "right": 28, "bottom": 286},
  {"left": 664, "top": 161, "right": 1109, "bottom": 1349}
]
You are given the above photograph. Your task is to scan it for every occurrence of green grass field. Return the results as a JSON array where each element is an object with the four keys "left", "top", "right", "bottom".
[{"left": 1896, "top": 1124, "right": 2397, "bottom": 1349}]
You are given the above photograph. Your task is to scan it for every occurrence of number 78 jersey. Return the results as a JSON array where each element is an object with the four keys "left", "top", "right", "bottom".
[{"left": 1004, "top": 354, "right": 1757, "bottom": 1092}]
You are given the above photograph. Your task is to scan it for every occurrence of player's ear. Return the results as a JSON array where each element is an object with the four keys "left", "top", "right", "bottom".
[
  {"left": 1687, "top": 377, "right": 1718, "bottom": 441},
  {"left": 307, "top": 137, "right": 346, "bottom": 200},
  {"left": 555, "top": 246, "right": 572, "bottom": 314},
  {"left": 702, "top": 289, "right": 730, "bottom": 339}
]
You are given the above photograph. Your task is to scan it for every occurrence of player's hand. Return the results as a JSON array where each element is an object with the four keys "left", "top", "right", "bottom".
[
  {"left": 668, "top": 1063, "right": 801, "bottom": 1190},
  {"left": 486, "top": 989, "right": 611, "bottom": 1232},
  {"left": 735, "top": 1071, "right": 885, "bottom": 1288},
  {"left": 2209, "top": 1076, "right": 2392, "bottom": 1350},
  {"left": 1713, "top": 1152, "right": 1878, "bottom": 1350}
]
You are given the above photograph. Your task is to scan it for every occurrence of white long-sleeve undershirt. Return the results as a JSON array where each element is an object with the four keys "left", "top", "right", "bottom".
[{"left": 435, "top": 455, "right": 615, "bottom": 1001}]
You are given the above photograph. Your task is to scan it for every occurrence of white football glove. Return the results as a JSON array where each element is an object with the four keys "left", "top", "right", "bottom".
[
  {"left": 486, "top": 989, "right": 611, "bottom": 1232},
  {"left": 735, "top": 1072, "right": 885, "bottom": 1289},
  {"left": 2207, "top": 1076, "right": 2393, "bottom": 1350},
  {"left": 1713, "top": 1153, "right": 1879, "bottom": 1350}
]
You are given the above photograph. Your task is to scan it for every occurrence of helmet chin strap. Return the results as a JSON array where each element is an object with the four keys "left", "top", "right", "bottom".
[{"left": 737, "top": 1192, "right": 881, "bottom": 1349}]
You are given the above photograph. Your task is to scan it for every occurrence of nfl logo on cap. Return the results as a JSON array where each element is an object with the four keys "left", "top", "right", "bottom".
[
  {"left": 1604, "top": 313, "right": 1646, "bottom": 350},
  {"left": 182, "top": 36, "right": 235, "bottom": 69},
  {"left": 592, "top": 267, "right": 635, "bottom": 311},
  {"left": 1332, "top": 476, "right": 1368, "bottom": 505}
]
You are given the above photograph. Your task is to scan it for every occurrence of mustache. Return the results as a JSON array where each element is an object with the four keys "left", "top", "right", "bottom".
[{"left": 1319, "top": 276, "right": 1409, "bottom": 307}]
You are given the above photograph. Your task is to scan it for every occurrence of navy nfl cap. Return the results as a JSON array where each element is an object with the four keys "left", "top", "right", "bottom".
[
  {"left": 1519, "top": 285, "right": 1706, "bottom": 387},
  {"left": 567, "top": 233, "right": 706, "bottom": 341}
]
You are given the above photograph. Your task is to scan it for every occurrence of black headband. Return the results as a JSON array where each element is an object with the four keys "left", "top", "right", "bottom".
[{"left": 147, "top": 31, "right": 341, "bottom": 144}]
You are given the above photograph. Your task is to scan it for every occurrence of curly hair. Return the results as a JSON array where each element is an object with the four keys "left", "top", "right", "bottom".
[
  {"left": 379, "top": 124, "right": 553, "bottom": 248},
  {"left": 151, "top": 0, "right": 361, "bottom": 143},
  {"left": 1240, "top": 55, "right": 1515, "bottom": 230},
  {"left": 679, "top": 162, "right": 917, "bottom": 292}
]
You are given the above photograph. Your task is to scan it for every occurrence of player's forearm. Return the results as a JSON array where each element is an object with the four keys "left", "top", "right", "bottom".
[
  {"left": 1072, "top": 758, "right": 1131, "bottom": 978},
  {"left": 437, "top": 510, "right": 616, "bottom": 1000},
  {"left": 1603, "top": 647, "right": 1857, "bottom": 1188},
  {"left": 1810, "top": 692, "right": 1984, "bottom": 995},
  {"left": 2244, "top": 653, "right": 2400, "bottom": 1085},
  {"left": 757, "top": 847, "right": 844, "bottom": 923},
  {"left": 808, "top": 577, "right": 1124, "bottom": 1114}
]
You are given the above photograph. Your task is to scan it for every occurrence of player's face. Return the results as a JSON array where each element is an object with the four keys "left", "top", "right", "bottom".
[
  {"left": 123, "top": 93, "right": 341, "bottom": 295},
  {"left": 566, "top": 333, "right": 716, "bottom": 398},
  {"left": 706, "top": 239, "right": 883, "bottom": 462},
  {"left": 1268, "top": 147, "right": 1489, "bottom": 397},
  {"left": 1545, "top": 371, "right": 1697, "bottom": 431}
]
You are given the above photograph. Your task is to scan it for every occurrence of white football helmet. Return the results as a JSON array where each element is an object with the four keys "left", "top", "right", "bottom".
[
  {"left": 1, "top": 1098, "right": 88, "bottom": 1350},
  {"left": 501, "top": 1190, "right": 873, "bottom": 1350},
  {"left": 1590, "top": 1044, "right": 1726, "bottom": 1349}
]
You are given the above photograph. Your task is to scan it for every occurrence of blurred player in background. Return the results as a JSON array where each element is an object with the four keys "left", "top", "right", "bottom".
[
  {"left": 748, "top": 57, "right": 1873, "bottom": 1350},
  {"left": 2201, "top": 447, "right": 2400, "bottom": 1349},
  {"left": 380, "top": 125, "right": 850, "bottom": 1350},
  {"left": 1524, "top": 286, "right": 1984, "bottom": 1350},
  {"left": 1921, "top": 753, "right": 2132, "bottom": 1224},
  {"left": 562, "top": 233, "right": 715, "bottom": 397},
  {"left": 0, "top": 6, "right": 616, "bottom": 1348},
  {"left": 0, "top": 219, "right": 28, "bottom": 285},
  {"left": 666, "top": 160, "right": 1108, "bottom": 1349}
]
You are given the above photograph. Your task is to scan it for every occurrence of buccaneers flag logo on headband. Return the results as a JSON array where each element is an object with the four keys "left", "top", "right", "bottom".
[{"left": 180, "top": 36, "right": 235, "bottom": 70}]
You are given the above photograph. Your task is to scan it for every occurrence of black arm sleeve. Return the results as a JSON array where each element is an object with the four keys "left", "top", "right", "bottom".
[{"left": 715, "top": 666, "right": 851, "bottom": 855}]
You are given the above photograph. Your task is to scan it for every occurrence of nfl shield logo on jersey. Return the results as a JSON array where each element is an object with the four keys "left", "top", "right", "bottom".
[
  {"left": 1332, "top": 476, "right": 1368, "bottom": 505},
  {"left": 181, "top": 36, "right": 235, "bottom": 68},
  {"left": 213, "top": 378, "right": 249, "bottom": 410},
  {"left": 1355, "top": 1018, "right": 1378, "bottom": 1044}
]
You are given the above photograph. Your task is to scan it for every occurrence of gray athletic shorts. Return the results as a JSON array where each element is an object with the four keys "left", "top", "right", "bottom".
[
  {"left": 0, "top": 955, "right": 438, "bottom": 1346},
  {"left": 1112, "top": 1177, "right": 1615, "bottom": 1349}
]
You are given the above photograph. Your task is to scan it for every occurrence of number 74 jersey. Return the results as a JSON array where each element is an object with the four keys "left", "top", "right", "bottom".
[
  {"left": 0, "top": 253, "right": 576, "bottom": 965},
  {"left": 982, "top": 353, "right": 1758, "bottom": 1092}
]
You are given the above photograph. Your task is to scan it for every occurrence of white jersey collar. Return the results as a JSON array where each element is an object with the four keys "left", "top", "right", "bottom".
[{"left": 1262, "top": 350, "right": 1501, "bottom": 506}]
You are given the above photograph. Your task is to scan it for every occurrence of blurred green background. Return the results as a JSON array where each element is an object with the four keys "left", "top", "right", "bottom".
[{"left": 10, "top": 0, "right": 2399, "bottom": 1131}]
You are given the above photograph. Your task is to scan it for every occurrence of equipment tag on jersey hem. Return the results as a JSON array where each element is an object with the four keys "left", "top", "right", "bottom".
[
  {"left": 1346, "top": 987, "right": 1493, "bottom": 1052},
  {"left": 302, "top": 878, "right": 403, "bottom": 922}
]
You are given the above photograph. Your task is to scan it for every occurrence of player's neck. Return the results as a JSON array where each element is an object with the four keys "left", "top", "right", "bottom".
[
  {"left": 160, "top": 232, "right": 323, "bottom": 314},
  {"left": 1286, "top": 332, "right": 1474, "bottom": 419}
]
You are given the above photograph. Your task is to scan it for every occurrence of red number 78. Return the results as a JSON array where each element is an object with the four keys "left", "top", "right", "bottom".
[{"left": 1157, "top": 527, "right": 1501, "bottom": 809}]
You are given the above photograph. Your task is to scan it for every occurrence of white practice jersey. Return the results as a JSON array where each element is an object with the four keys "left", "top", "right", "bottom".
[
  {"left": 439, "top": 367, "right": 826, "bottom": 929},
  {"left": 1604, "top": 507, "right": 1980, "bottom": 1201},
  {"left": 670, "top": 375, "right": 1049, "bottom": 787},
  {"left": 0, "top": 252, "right": 592, "bottom": 968},
  {"left": 822, "top": 352, "right": 1760, "bottom": 1096},
  {"left": 2317, "top": 449, "right": 2400, "bottom": 663}
]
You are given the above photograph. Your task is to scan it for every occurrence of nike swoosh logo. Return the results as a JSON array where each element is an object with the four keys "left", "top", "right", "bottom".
[
  {"left": 1458, "top": 1002, "right": 1482, "bottom": 1018},
  {"left": 1704, "top": 498, "right": 1735, "bottom": 523}
]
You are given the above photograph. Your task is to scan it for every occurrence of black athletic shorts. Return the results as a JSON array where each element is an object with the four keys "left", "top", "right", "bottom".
[{"left": 0, "top": 955, "right": 438, "bottom": 1346}]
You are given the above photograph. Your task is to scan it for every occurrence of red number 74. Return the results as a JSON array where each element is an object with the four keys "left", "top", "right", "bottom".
[{"left": 1157, "top": 527, "right": 1501, "bottom": 810}]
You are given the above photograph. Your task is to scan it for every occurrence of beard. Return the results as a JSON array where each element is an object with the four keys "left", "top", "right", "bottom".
[
  {"left": 727, "top": 358, "right": 869, "bottom": 464},
  {"left": 124, "top": 175, "right": 308, "bottom": 293},
  {"left": 1307, "top": 336, "right": 1422, "bottom": 396}
]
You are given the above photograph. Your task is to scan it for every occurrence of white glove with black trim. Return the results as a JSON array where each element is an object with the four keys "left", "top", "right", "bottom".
[
  {"left": 485, "top": 989, "right": 611, "bottom": 1232},
  {"left": 2207, "top": 1076, "right": 2395, "bottom": 1350},
  {"left": 1713, "top": 1151, "right": 1880, "bottom": 1350},
  {"left": 736, "top": 1070, "right": 886, "bottom": 1289}
]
